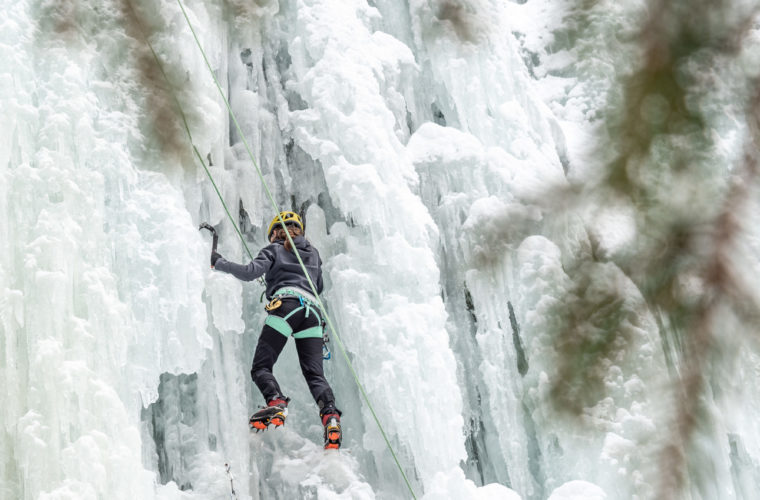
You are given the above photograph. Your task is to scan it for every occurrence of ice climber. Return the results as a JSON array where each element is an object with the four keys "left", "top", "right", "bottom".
[{"left": 210, "top": 211, "right": 342, "bottom": 449}]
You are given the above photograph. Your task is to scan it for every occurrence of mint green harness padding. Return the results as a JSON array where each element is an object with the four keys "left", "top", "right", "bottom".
[
  {"left": 293, "top": 325, "right": 323, "bottom": 339},
  {"left": 264, "top": 292, "right": 324, "bottom": 340},
  {"left": 264, "top": 315, "right": 292, "bottom": 337}
]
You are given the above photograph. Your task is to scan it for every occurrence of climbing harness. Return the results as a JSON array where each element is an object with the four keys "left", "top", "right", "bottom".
[
  {"left": 262, "top": 290, "right": 332, "bottom": 360},
  {"left": 264, "top": 288, "right": 332, "bottom": 359},
  {"left": 272, "top": 286, "right": 319, "bottom": 306},
  {"left": 263, "top": 288, "right": 325, "bottom": 340},
  {"left": 136, "top": 2, "right": 419, "bottom": 497}
]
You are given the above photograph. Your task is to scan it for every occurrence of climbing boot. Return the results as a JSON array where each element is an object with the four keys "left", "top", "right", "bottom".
[
  {"left": 250, "top": 397, "right": 289, "bottom": 431},
  {"left": 321, "top": 410, "right": 342, "bottom": 449}
]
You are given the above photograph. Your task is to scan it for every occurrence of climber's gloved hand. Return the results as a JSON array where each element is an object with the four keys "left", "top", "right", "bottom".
[{"left": 210, "top": 251, "right": 222, "bottom": 268}]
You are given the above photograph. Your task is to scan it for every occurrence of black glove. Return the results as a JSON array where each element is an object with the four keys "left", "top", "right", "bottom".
[{"left": 210, "top": 251, "right": 222, "bottom": 268}]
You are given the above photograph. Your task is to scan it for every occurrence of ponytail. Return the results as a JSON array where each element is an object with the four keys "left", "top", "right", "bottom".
[{"left": 274, "top": 226, "right": 303, "bottom": 252}]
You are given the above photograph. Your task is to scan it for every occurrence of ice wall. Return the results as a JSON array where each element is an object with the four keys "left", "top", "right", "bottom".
[
  {"left": 3, "top": 0, "right": 760, "bottom": 499},
  {"left": 400, "top": 1, "right": 669, "bottom": 496}
]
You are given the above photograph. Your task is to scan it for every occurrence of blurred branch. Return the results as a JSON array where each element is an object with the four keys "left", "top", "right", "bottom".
[
  {"left": 657, "top": 76, "right": 760, "bottom": 497},
  {"left": 547, "top": 0, "right": 760, "bottom": 496}
]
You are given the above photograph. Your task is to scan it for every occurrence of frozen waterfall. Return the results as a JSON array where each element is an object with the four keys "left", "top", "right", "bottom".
[{"left": 2, "top": 0, "right": 760, "bottom": 499}]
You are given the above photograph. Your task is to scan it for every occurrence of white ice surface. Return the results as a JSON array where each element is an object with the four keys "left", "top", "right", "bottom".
[{"left": 2, "top": 0, "right": 759, "bottom": 499}]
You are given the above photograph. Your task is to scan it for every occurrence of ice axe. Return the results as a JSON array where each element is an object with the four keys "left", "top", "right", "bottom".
[{"left": 199, "top": 223, "right": 218, "bottom": 267}]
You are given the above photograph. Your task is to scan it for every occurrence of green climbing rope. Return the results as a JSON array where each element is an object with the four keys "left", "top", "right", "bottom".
[{"left": 137, "top": 1, "right": 419, "bottom": 498}]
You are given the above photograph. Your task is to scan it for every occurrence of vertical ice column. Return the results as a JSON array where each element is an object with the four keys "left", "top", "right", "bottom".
[
  {"left": 130, "top": 1, "right": 265, "bottom": 498},
  {"left": 398, "top": 2, "right": 572, "bottom": 496},
  {"left": 277, "top": 0, "right": 469, "bottom": 494},
  {"left": 1, "top": 2, "right": 153, "bottom": 496},
  {"left": 408, "top": 122, "right": 561, "bottom": 496},
  {"left": 0, "top": 0, "right": 217, "bottom": 498},
  {"left": 404, "top": 0, "right": 565, "bottom": 162}
]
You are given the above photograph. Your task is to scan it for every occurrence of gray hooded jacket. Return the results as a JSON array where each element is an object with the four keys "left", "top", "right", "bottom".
[{"left": 214, "top": 236, "right": 323, "bottom": 299}]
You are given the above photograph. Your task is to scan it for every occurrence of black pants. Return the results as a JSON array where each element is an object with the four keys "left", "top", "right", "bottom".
[{"left": 251, "top": 298, "right": 337, "bottom": 413}]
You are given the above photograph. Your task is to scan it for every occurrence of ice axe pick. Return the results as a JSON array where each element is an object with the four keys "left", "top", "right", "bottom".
[{"left": 199, "top": 223, "right": 219, "bottom": 267}]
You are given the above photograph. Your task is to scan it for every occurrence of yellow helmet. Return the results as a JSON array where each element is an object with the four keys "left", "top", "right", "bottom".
[{"left": 267, "top": 211, "right": 303, "bottom": 239}]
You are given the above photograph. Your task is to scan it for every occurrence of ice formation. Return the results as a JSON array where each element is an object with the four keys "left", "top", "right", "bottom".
[{"left": 2, "top": 0, "right": 759, "bottom": 499}]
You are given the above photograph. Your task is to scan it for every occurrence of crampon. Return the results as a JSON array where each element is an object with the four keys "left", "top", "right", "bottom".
[
  {"left": 250, "top": 398, "right": 289, "bottom": 432},
  {"left": 322, "top": 413, "right": 342, "bottom": 450}
]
